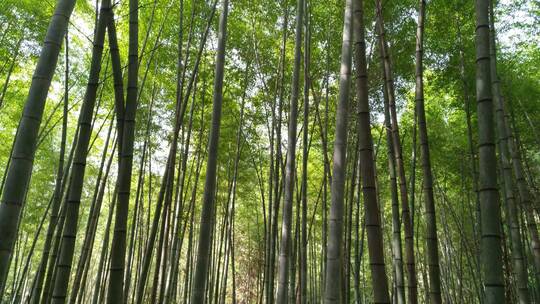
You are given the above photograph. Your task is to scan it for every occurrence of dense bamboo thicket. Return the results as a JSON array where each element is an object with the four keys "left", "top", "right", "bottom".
[{"left": 0, "top": 0, "right": 539, "bottom": 303}]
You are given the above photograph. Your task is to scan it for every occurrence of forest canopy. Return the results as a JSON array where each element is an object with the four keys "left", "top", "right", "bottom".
[{"left": 0, "top": 0, "right": 539, "bottom": 303}]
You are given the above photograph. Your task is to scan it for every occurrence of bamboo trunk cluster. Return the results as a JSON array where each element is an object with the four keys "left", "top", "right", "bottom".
[{"left": 0, "top": 0, "right": 538, "bottom": 303}]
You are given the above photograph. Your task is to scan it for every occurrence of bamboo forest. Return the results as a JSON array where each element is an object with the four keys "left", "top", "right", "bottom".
[{"left": 0, "top": 0, "right": 539, "bottom": 303}]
